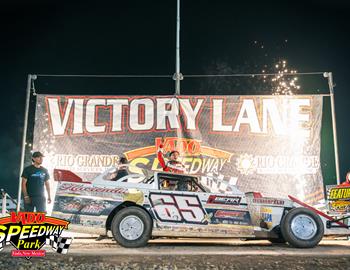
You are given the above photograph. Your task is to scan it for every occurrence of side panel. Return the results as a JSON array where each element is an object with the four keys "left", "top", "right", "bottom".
[
  {"left": 147, "top": 191, "right": 255, "bottom": 238},
  {"left": 203, "top": 194, "right": 251, "bottom": 226},
  {"left": 52, "top": 181, "right": 128, "bottom": 232}
]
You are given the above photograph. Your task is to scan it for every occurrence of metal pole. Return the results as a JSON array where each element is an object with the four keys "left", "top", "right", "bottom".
[
  {"left": 326, "top": 72, "right": 341, "bottom": 184},
  {"left": 17, "top": 74, "right": 33, "bottom": 212},
  {"left": 174, "top": 0, "right": 183, "bottom": 95},
  {"left": 1, "top": 189, "right": 6, "bottom": 216}
]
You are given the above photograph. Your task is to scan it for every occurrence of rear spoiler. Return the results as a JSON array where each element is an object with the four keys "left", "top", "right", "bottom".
[{"left": 53, "top": 169, "right": 91, "bottom": 184}]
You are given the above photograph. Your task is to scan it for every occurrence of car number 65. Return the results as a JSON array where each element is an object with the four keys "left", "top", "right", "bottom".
[{"left": 149, "top": 193, "right": 207, "bottom": 224}]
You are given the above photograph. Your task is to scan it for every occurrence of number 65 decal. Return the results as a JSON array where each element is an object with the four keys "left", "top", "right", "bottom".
[{"left": 149, "top": 193, "right": 207, "bottom": 224}]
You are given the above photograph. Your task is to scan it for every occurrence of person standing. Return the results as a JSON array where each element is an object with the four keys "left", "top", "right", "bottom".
[{"left": 21, "top": 151, "right": 51, "bottom": 212}]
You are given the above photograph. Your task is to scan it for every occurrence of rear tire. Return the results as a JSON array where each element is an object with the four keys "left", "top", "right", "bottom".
[
  {"left": 111, "top": 206, "right": 152, "bottom": 248},
  {"left": 281, "top": 207, "right": 324, "bottom": 248}
]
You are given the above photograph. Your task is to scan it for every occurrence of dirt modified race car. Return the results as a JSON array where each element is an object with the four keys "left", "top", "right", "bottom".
[{"left": 52, "top": 169, "right": 349, "bottom": 248}]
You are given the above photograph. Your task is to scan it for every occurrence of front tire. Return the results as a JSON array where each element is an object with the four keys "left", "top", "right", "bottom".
[
  {"left": 281, "top": 207, "right": 324, "bottom": 248},
  {"left": 111, "top": 206, "right": 152, "bottom": 248}
]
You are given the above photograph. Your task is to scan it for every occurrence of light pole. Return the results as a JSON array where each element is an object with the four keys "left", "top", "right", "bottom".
[
  {"left": 17, "top": 74, "right": 35, "bottom": 212},
  {"left": 324, "top": 72, "right": 340, "bottom": 184},
  {"left": 173, "top": 0, "right": 183, "bottom": 95}
]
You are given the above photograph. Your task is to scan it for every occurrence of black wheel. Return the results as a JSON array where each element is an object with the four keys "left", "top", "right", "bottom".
[
  {"left": 111, "top": 206, "right": 152, "bottom": 248},
  {"left": 280, "top": 207, "right": 324, "bottom": 248}
]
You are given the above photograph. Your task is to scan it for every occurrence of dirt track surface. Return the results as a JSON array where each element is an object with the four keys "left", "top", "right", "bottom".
[{"left": 1, "top": 238, "right": 350, "bottom": 269}]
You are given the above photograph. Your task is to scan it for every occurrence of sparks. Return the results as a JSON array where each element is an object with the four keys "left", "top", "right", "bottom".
[{"left": 263, "top": 60, "right": 301, "bottom": 95}]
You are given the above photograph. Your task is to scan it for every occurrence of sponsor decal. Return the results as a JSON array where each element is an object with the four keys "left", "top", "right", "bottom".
[
  {"left": 236, "top": 154, "right": 255, "bottom": 175},
  {"left": 50, "top": 154, "right": 120, "bottom": 173},
  {"left": 207, "top": 195, "right": 241, "bottom": 206},
  {"left": 52, "top": 213, "right": 105, "bottom": 227},
  {"left": 252, "top": 198, "right": 285, "bottom": 206},
  {"left": 329, "top": 201, "right": 350, "bottom": 213},
  {"left": 260, "top": 207, "right": 273, "bottom": 226},
  {"left": 0, "top": 212, "right": 72, "bottom": 259},
  {"left": 55, "top": 196, "right": 117, "bottom": 216},
  {"left": 214, "top": 210, "right": 246, "bottom": 219},
  {"left": 58, "top": 183, "right": 126, "bottom": 195},
  {"left": 326, "top": 185, "right": 350, "bottom": 213},
  {"left": 206, "top": 209, "right": 251, "bottom": 225},
  {"left": 328, "top": 187, "right": 350, "bottom": 200},
  {"left": 236, "top": 154, "right": 320, "bottom": 175}
]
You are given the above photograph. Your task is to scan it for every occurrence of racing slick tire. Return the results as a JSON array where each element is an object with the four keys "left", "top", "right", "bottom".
[
  {"left": 111, "top": 206, "right": 152, "bottom": 248},
  {"left": 280, "top": 207, "right": 324, "bottom": 248}
]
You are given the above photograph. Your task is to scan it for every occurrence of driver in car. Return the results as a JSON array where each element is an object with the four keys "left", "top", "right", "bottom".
[{"left": 157, "top": 137, "right": 187, "bottom": 174}]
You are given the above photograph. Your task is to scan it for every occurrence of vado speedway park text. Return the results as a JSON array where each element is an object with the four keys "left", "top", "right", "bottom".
[{"left": 46, "top": 96, "right": 312, "bottom": 137}]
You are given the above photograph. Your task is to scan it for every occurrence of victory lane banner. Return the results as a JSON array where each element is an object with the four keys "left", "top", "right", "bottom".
[
  {"left": 33, "top": 95, "right": 324, "bottom": 203},
  {"left": 0, "top": 212, "right": 72, "bottom": 259}
]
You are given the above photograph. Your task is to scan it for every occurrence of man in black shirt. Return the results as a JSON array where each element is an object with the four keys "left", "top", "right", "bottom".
[{"left": 21, "top": 151, "right": 51, "bottom": 212}]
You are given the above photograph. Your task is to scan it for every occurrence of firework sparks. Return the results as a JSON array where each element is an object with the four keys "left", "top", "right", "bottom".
[{"left": 269, "top": 60, "right": 300, "bottom": 95}]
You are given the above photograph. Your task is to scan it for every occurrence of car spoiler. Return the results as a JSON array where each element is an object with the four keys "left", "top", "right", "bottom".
[{"left": 53, "top": 169, "right": 91, "bottom": 184}]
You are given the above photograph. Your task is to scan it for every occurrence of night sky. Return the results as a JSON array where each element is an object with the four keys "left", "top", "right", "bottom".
[{"left": 1, "top": 0, "right": 349, "bottom": 199}]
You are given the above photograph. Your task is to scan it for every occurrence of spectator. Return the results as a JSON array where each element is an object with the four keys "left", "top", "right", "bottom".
[
  {"left": 339, "top": 171, "right": 350, "bottom": 186},
  {"left": 21, "top": 151, "right": 51, "bottom": 212}
]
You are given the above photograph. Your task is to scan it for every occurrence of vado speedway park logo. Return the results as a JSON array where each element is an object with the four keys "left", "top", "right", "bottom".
[
  {"left": 0, "top": 212, "right": 72, "bottom": 259},
  {"left": 49, "top": 137, "right": 234, "bottom": 176},
  {"left": 125, "top": 137, "right": 234, "bottom": 175}
]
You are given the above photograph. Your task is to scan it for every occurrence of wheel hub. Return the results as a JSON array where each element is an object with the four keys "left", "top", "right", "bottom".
[
  {"left": 290, "top": 214, "right": 317, "bottom": 240},
  {"left": 119, "top": 215, "right": 144, "bottom": 240}
]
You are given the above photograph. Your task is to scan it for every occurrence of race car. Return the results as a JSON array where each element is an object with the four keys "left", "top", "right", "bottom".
[{"left": 52, "top": 168, "right": 349, "bottom": 248}]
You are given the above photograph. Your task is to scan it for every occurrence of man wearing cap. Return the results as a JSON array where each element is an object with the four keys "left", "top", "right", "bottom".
[
  {"left": 157, "top": 137, "right": 187, "bottom": 174},
  {"left": 21, "top": 151, "right": 51, "bottom": 212}
]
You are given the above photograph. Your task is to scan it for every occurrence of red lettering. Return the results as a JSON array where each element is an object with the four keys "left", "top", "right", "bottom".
[{"left": 10, "top": 212, "right": 46, "bottom": 225}]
